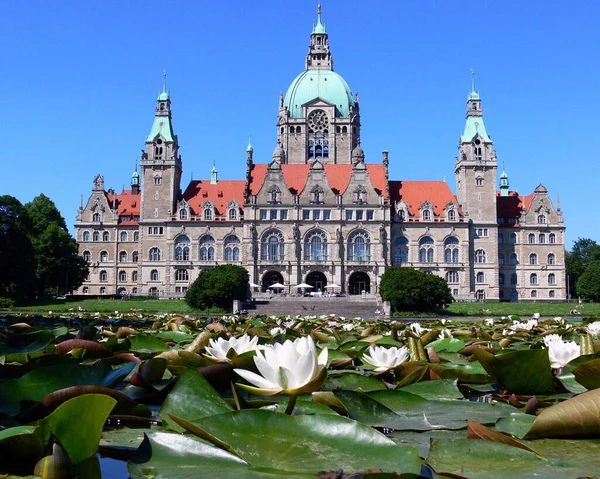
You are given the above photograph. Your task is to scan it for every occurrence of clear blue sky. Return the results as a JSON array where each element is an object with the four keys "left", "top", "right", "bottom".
[{"left": 1, "top": 0, "right": 597, "bottom": 248}]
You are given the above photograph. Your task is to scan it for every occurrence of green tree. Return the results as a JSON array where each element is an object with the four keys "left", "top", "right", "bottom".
[
  {"left": 0, "top": 195, "right": 35, "bottom": 300},
  {"left": 576, "top": 261, "right": 600, "bottom": 302},
  {"left": 186, "top": 264, "right": 249, "bottom": 310},
  {"left": 380, "top": 267, "right": 453, "bottom": 313},
  {"left": 24, "top": 194, "right": 88, "bottom": 297},
  {"left": 566, "top": 238, "right": 600, "bottom": 298}
]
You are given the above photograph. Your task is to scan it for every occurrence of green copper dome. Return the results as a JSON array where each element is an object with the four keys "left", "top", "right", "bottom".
[{"left": 283, "top": 70, "right": 355, "bottom": 118}]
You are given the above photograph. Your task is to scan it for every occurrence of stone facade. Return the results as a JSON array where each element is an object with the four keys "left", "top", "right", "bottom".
[{"left": 74, "top": 6, "right": 566, "bottom": 302}]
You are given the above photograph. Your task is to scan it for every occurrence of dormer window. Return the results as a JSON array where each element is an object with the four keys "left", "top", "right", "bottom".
[
  {"left": 179, "top": 209, "right": 187, "bottom": 220},
  {"left": 92, "top": 213, "right": 101, "bottom": 222},
  {"left": 448, "top": 209, "right": 456, "bottom": 221},
  {"left": 422, "top": 209, "right": 431, "bottom": 221},
  {"left": 204, "top": 208, "right": 212, "bottom": 221},
  {"left": 537, "top": 214, "right": 546, "bottom": 224},
  {"left": 229, "top": 208, "right": 237, "bottom": 220}
]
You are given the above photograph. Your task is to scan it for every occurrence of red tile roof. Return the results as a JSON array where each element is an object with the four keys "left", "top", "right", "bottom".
[
  {"left": 107, "top": 190, "right": 141, "bottom": 223},
  {"left": 183, "top": 180, "right": 246, "bottom": 215},
  {"left": 496, "top": 191, "right": 534, "bottom": 226},
  {"left": 389, "top": 181, "right": 459, "bottom": 218},
  {"left": 247, "top": 163, "right": 388, "bottom": 200}
]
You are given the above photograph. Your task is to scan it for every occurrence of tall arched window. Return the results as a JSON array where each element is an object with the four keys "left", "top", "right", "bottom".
[
  {"left": 538, "top": 215, "right": 546, "bottom": 224},
  {"left": 119, "top": 251, "right": 127, "bottom": 262},
  {"left": 548, "top": 273, "right": 556, "bottom": 285},
  {"left": 224, "top": 235, "right": 240, "bottom": 261},
  {"left": 179, "top": 209, "right": 188, "bottom": 220},
  {"left": 83, "top": 231, "right": 90, "bottom": 241},
  {"left": 511, "top": 273, "right": 518, "bottom": 285},
  {"left": 509, "top": 253, "right": 518, "bottom": 265},
  {"left": 528, "top": 233, "right": 535, "bottom": 244},
  {"left": 304, "top": 230, "right": 328, "bottom": 261},
  {"left": 83, "top": 251, "right": 91, "bottom": 262},
  {"left": 175, "top": 269, "right": 189, "bottom": 281},
  {"left": 539, "top": 233, "right": 546, "bottom": 244},
  {"left": 99, "top": 270, "right": 108, "bottom": 282},
  {"left": 133, "top": 232, "right": 139, "bottom": 242},
  {"left": 204, "top": 208, "right": 212, "bottom": 221},
  {"left": 199, "top": 235, "right": 215, "bottom": 261},
  {"left": 102, "top": 231, "right": 110, "bottom": 242},
  {"left": 120, "top": 231, "right": 128, "bottom": 242},
  {"left": 393, "top": 237, "right": 409, "bottom": 264},
  {"left": 132, "top": 271, "right": 138, "bottom": 282},
  {"left": 444, "top": 237, "right": 459, "bottom": 263},
  {"left": 510, "top": 233, "right": 517, "bottom": 244},
  {"left": 419, "top": 236, "right": 434, "bottom": 263},
  {"left": 93, "top": 213, "right": 101, "bottom": 222},
  {"left": 119, "top": 270, "right": 127, "bottom": 282},
  {"left": 530, "top": 273, "right": 538, "bottom": 285},
  {"left": 476, "top": 272, "right": 485, "bottom": 283},
  {"left": 529, "top": 253, "right": 538, "bottom": 265},
  {"left": 132, "top": 251, "right": 139, "bottom": 263},
  {"left": 229, "top": 208, "right": 237, "bottom": 220},
  {"left": 149, "top": 247, "right": 161, "bottom": 261},
  {"left": 261, "top": 230, "right": 285, "bottom": 261},
  {"left": 547, "top": 253, "right": 555, "bottom": 265},
  {"left": 549, "top": 233, "right": 556, "bottom": 244},
  {"left": 100, "top": 251, "right": 108, "bottom": 262},
  {"left": 475, "top": 249, "right": 487, "bottom": 263},
  {"left": 347, "top": 230, "right": 370, "bottom": 261},
  {"left": 93, "top": 231, "right": 99, "bottom": 242},
  {"left": 175, "top": 235, "right": 190, "bottom": 261},
  {"left": 150, "top": 269, "right": 159, "bottom": 281}
]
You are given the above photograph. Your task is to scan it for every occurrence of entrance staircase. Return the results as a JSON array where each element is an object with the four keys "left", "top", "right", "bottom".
[{"left": 248, "top": 295, "right": 383, "bottom": 320}]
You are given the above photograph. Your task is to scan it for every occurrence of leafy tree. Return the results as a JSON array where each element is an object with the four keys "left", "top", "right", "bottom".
[
  {"left": 0, "top": 196, "right": 35, "bottom": 300},
  {"left": 576, "top": 261, "right": 600, "bottom": 302},
  {"left": 380, "top": 267, "right": 453, "bottom": 313},
  {"left": 24, "top": 194, "right": 88, "bottom": 297},
  {"left": 186, "top": 265, "right": 249, "bottom": 310},
  {"left": 566, "top": 238, "right": 600, "bottom": 298}
]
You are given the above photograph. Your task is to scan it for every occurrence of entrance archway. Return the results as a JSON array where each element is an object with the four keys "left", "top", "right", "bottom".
[
  {"left": 262, "top": 271, "right": 284, "bottom": 291},
  {"left": 348, "top": 271, "right": 370, "bottom": 295},
  {"left": 306, "top": 271, "right": 327, "bottom": 293}
]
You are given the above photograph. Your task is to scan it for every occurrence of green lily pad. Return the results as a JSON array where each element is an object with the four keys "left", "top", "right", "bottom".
[
  {"left": 424, "top": 338, "right": 466, "bottom": 353},
  {"left": 159, "top": 368, "right": 232, "bottom": 431},
  {"left": 128, "top": 334, "right": 170, "bottom": 353},
  {"left": 573, "top": 358, "right": 600, "bottom": 390},
  {"left": 399, "top": 379, "right": 463, "bottom": 400},
  {"left": 389, "top": 429, "right": 467, "bottom": 458},
  {"left": 156, "top": 331, "right": 195, "bottom": 344},
  {"left": 323, "top": 371, "right": 387, "bottom": 392},
  {"left": 494, "top": 413, "right": 537, "bottom": 439},
  {"left": 177, "top": 409, "right": 422, "bottom": 475}
]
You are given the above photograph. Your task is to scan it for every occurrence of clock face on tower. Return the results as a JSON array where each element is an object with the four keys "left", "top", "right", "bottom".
[{"left": 308, "top": 110, "right": 329, "bottom": 131}]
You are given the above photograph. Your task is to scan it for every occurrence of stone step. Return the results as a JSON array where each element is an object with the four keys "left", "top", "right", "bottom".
[{"left": 248, "top": 297, "right": 384, "bottom": 320}]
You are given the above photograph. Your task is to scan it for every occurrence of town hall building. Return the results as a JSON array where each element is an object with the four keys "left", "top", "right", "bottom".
[{"left": 74, "top": 6, "right": 566, "bottom": 302}]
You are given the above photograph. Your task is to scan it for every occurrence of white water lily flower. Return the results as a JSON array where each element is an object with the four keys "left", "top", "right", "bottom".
[
  {"left": 484, "top": 318, "right": 495, "bottom": 326},
  {"left": 205, "top": 334, "right": 260, "bottom": 361},
  {"left": 543, "top": 334, "right": 580, "bottom": 369},
  {"left": 234, "top": 336, "right": 328, "bottom": 395},
  {"left": 270, "top": 327, "right": 286, "bottom": 336},
  {"left": 362, "top": 345, "right": 410, "bottom": 372},
  {"left": 510, "top": 319, "right": 538, "bottom": 331},
  {"left": 409, "top": 322, "right": 430, "bottom": 336},
  {"left": 342, "top": 323, "right": 355, "bottom": 331},
  {"left": 438, "top": 328, "right": 453, "bottom": 339},
  {"left": 586, "top": 321, "right": 600, "bottom": 337}
]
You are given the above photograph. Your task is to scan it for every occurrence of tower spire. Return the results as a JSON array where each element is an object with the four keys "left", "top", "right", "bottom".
[
  {"left": 306, "top": 4, "right": 332, "bottom": 70},
  {"left": 470, "top": 69, "right": 475, "bottom": 93},
  {"left": 163, "top": 70, "right": 167, "bottom": 95}
]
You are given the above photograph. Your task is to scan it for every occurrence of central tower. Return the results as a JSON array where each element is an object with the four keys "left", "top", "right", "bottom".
[{"left": 276, "top": 5, "right": 361, "bottom": 164}]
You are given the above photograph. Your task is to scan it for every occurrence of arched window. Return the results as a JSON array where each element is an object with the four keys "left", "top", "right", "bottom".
[
  {"left": 149, "top": 287, "right": 157, "bottom": 296},
  {"left": 83, "top": 251, "right": 91, "bottom": 262},
  {"left": 448, "top": 209, "right": 456, "bottom": 221},
  {"left": 132, "top": 271, "right": 138, "bottom": 282},
  {"left": 179, "top": 209, "right": 188, "bottom": 220},
  {"left": 476, "top": 272, "right": 485, "bottom": 283},
  {"left": 446, "top": 271, "right": 459, "bottom": 283},
  {"left": 132, "top": 251, "right": 139, "bottom": 263},
  {"left": 119, "top": 270, "right": 127, "bottom": 282},
  {"left": 547, "top": 253, "right": 555, "bottom": 265},
  {"left": 102, "top": 231, "right": 110, "bottom": 242},
  {"left": 549, "top": 233, "right": 556, "bottom": 244},
  {"left": 476, "top": 289, "right": 486, "bottom": 301},
  {"left": 100, "top": 287, "right": 106, "bottom": 294},
  {"left": 310, "top": 186, "right": 325, "bottom": 204},
  {"left": 538, "top": 215, "right": 546, "bottom": 224},
  {"left": 499, "top": 273, "right": 505, "bottom": 285},
  {"left": 150, "top": 270, "right": 159, "bottom": 281},
  {"left": 509, "top": 253, "right": 518, "bottom": 265},
  {"left": 348, "top": 230, "right": 371, "bottom": 261},
  {"left": 529, "top": 253, "right": 538, "bottom": 265},
  {"left": 419, "top": 236, "right": 434, "bottom": 263},
  {"left": 93, "top": 231, "right": 99, "bottom": 242},
  {"left": 511, "top": 273, "right": 518, "bottom": 285},
  {"left": 83, "top": 287, "right": 89, "bottom": 294},
  {"left": 92, "top": 213, "right": 101, "bottom": 222},
  {"left": 261, "top": 229, "right": 285, "bottom": 261},
  {"left": 531, "top": 290, "right": 537, "bottom": 298},
  {"left": 229, "top": 208, "right": 237, "bottom": 220},
  {"left": 175, "top": 235, "right": 190, "bottom": 261},
  {"left": 475, "top": 249, "right": 487, "bottom": 263},
  {"left": 444, "top": 237, "right": 459, "bottom": 263},
  {"left": 268, "top": 186, "right": 281, "bottom": 204},
  {"left": 175, "top": 269, "right": 189, "bottom": 281},
  {"left": 304, "top": 230, "right": 328, "bottom": 261},
  {"left": 530, "top": 273, "right": 538, "bottom": 285},
  {"left": 83, "top": 231, "right": 90, "bottom": 241},
  {"left": 422, "top": 209, "right": 431, "bottom": 221},
  {"left": 224, "top": 235, "right": 241, "bottom": 262},
  {"left": 548, "top": 273, "right": 556, "bottom": 285},
  {"left": 204, "top": 208, "right": 212, "bottom": 221},
  {"left": 476, "top": 177, "right": 483, "bottom": 186},
  {"left": 119, "top": 251, "right": 127, "bottom": 262},
  {"left": 149, "top": 247, "right": 161, "bottom": 261},
  {"left": 549, "top": 290, "right": 555, "bottom": 298},
  {"left": 100, "top": 251, "right": 108, "bottom": 262},
  {"left": 510, "top": 233, "right": 517, "bottom": 244},
  {"left": 528, "top": 233, "right": 535, "bottom": 244},
  {"left": 498, "top": 233, "right": 504, "bottom": 244},
  {"left": 120, "top": 231, "right": 128, "bottom": 242},
  {"left": 133, "top": 232, "right": 139, "bottom": 242},
  {"left": 199, "top": 235, "right": 215, "bottom": 261},
  {"left": 499, "top": 253, "right": 505, "bottom": 265},
  {"left": 99, "top": 270, "right": 108, "bottom": 282},
  {"left": 539, "top": 233, "right": 546, "bottom": 244},
  {"left": 393, "top": 237, "right": 409, "bottom": 264}
]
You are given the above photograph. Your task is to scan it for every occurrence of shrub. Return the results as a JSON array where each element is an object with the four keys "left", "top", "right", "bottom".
[
  {"left": 577, "top": 261, "right": 600, "bottom": 302},
  {"left": 380, "top": 267, "right": 453, "bottom": 313},
  {"left": 186, "top": 265, "right": 249, "bottom": 311},
  {"left": 0, "top": 297, "right": 16, "bottom": 309}
]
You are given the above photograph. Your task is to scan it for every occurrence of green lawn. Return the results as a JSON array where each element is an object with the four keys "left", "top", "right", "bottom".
[
  {"left": 446, "top": 301, "right": 600, "bottom": 318},
  {"left": 10, "top": 298, "right": 195, "bottom": 314}
]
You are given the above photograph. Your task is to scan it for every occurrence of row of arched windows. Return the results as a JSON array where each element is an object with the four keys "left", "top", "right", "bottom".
[
  {"left": 499, "top": 232, "right": 556, "bottom": 244},
  {"left": 99, "top": 269, "right": 191, "bottom": 284},
  {"left": 394, "top": 236, "right": 461, "bottom": 264},
  {"left": 178, "top": 208, "right": 238, "bottom": 221},
  {"left": 498, "top": 252, "right": 556, "bottom": 265},
  {"left": 82, "top": 231, "right": 139, "bottom": 242}
]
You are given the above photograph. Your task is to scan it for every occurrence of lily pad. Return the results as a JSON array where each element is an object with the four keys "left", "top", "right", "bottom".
[
  {"left": 399, "top": 379, "right": 463, "bottom": 400},
  {"left": 424, "top": 338, "right": 466, "bottom": 353},
  {"left": 323, "top": 371, "right": 387, "bottom": 392}
]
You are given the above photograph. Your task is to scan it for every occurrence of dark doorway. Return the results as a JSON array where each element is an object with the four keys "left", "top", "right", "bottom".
[
  {"left": 262, "top": 271, "right": 284, "bottom": 291},
  {"left": 348, "top": 271, "right": 370, "bottom": 295},
  {"left": 306, "top": 271, "right": 327, "bottom": 293}
]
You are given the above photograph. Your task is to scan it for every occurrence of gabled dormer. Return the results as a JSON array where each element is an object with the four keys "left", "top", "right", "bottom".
[{"left": 419, "top": 200, "right": 434, "bottom": 222}]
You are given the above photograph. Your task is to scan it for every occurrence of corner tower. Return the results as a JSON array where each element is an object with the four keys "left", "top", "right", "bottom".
[
  {"left": 277, "top": 5, "right": 360, "bottom": 164},
  {"left": 140, "top": 74, "right": 182, "bottom": 221}
]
